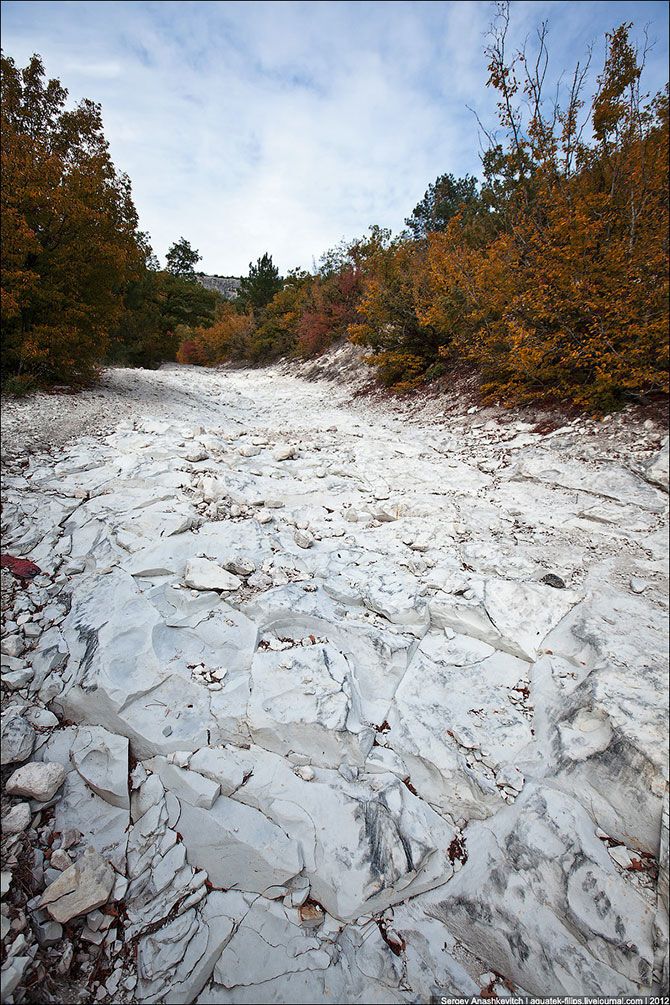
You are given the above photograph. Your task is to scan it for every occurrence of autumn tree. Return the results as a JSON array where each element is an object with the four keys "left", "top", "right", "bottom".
[
  {"left": 419, "top": 10, "right": 670, "bottom": 409},
  {"left": 349, "top": 237, "right": 443, "bottom": 390},
  {"left": 1, "top": 53, "right": 146, "bottom": 387},
  {"left": 248, "top": 270, "right": 311, "bottom": 362},
  {"left": 357, "top": 6, "right": 668, "bottom": 408},
  {"left": 176, "top": 301, "right": 254, "bottom": 365},
  {"left": 295, "top": 266, "right": 363, "bottom": 357}
]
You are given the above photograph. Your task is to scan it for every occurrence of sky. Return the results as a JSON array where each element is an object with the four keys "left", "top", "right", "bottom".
[{"left": 2, "top": 1, "right": 668, "bottom": 275}]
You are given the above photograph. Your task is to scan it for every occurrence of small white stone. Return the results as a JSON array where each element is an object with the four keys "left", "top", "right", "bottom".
[
  {"left": 294, "top": 530, "right": 314, "bottom": 549},
  {"left": 608, "top": 844, "right": 634, "bottom": 869},
  {"left": 3, "top": 802, "right": 32, "bottom": 834},
  {"left": 50, "top": 849, "right": 72, "bottom": 871},
  {"left": 294, "top": 765, "right": 315, "bottom": 781}
]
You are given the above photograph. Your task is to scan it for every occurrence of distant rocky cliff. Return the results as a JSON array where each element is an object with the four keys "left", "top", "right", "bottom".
[{"left": 195, "top": 273, "right": 241, "bottom": 299}]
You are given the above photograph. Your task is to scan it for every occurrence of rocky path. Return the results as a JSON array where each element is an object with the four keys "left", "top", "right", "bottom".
[{"left": 1, "top": 364, "right": 668, "bottom": 1003}]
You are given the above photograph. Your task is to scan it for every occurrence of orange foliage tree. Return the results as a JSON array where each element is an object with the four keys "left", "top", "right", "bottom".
[
  {"left": 176, "top": 302, "right": 255, "bottom": 365},
  {"left": 295, "top": 264, "right": 364, "bottom": 357},
  {"left": 417, "top": 14, "right": 669, "bottom": 410},
  {"left": 348, "top": 233, "right": 446, "bottom": 391},
  {"left": 1, "top": 54, "right": 147, "bottom": 387}
]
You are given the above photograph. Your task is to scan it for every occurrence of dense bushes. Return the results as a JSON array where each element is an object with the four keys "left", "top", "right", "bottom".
[
  {"left": 2, "top": 7, "right": 667, "bottom": 414},
  {"left": 181, "top": 13, "right": 668, "bottom": 413},
  {"left": 176, "top": 303, "right": 255, "bottom": 366},
  {"left": 0, "top": 55, "right": 218, "bottom": 387},
  {"left": 412, "top": 20, "right": 670, "bottom": 410}
]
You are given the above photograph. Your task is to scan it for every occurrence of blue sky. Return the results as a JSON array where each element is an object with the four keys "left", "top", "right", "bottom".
[{"left": 2, "top": 1, "right": 668, "bottom": 274}]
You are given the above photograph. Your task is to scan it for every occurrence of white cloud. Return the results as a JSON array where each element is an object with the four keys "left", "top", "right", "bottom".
[{"left": 2, "top": 0, "right": 668, "bottom": 274}]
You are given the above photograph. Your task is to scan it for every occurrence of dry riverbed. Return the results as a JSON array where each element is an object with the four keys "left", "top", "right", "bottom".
[{"left": 1, "top": 362, "right": 668, "bottom": 1003}]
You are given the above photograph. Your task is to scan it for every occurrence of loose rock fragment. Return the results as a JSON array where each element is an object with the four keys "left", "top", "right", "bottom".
[
  {"left": 0, "top": 713, "right": 35, "bottom": 765},
  {"left": 294, "top": 529, "right": 314, "bottom": 549},
  {"left": 2, "top": 802, "right": 32, "bottom": 834},
  {"left": 6, "top": 761, "right": 67, "bottom": 802},
  {"left": 184, "top": 558, "right": 242, "bottom": 592},
  {"left": 39, "top": 847, "right": 115, "bottom": 923}
]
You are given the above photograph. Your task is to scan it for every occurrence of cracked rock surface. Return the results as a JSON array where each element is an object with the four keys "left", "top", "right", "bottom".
[{"left": 1, "top": 362, "right": 668, "bottom": 1003}]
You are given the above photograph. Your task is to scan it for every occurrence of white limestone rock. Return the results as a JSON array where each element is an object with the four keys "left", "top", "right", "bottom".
[
  {"left": 430, "top": 577, "right": 581, "bottom": 661},
  {"left": 146, "top": 757, "right": 221, "bottom": 809},
  {"left": 248, "top": 638, "right": 374, "bottom": 768},
  {"left": 391, "top": 898, "right": 487, "bottom": 1000},
  {"left": 6, "top": 760, "right": 66, "bottom": 801},
  {"left": 274, "top": 445, "right": 297, "bottom": 461},
  {"left": 535, "top": 580, "right": 669, "bottom": 851},
  {"left": 188, "top": 746, "right": 249, "bottom": 795},
  {"left": 38, "top": 729, "right": 130, "bottom": 870},
  {"left": 29, "top": 626, "right": 69, "bottom": 689},
  {"left": 40, "top": 846, "right": 115, "bottom": 923},
  {"left": 653, "top": 787, "right": 669, "bottom": 990},
  {"left": 2, "top": 802, "right": 32, "bottom": 834},
  {"left": 71, "top": 725, "right": 129, "bottom": 808},
  {"left": 224, "top": 556, "right": 257, "bottom": 578},
  {"left": 213, "top": 898, "right": 334, "bottom": 989},
  {"left": 131, "top": 772, "right": 165, "bottom": 822},
  {"left": 363, "top": 568, "right": 428, "bottom": 628},
  {"left": 1, "top": 667, "right": 35, "bottom": 690},
  {"left": 423, "top": 785, "right": 656, "bottom": 995},
  {"left": 137, "top": 892, "right": 248, "bottom": 1004},
  {"left": 386, "top": 631, "right": 532, "bottom": 818},
  {"left": 25, "top": 706, "right": 59, "bottom": 728},
  {"left": 184, "top": 558, "right": 242, "bottom": 593},
  {"left": 643, "top": 436, "right": 669, "bottom": 492},
  {"left": 1, "top": 635, "right": 25, "bottom": 658},
  {"left": 153, "top": 758, "right": 302, "bottom": 892},
  {"left": 511, "top": 448, "right": 667, "bottom": 512},
  {"left": 218, "top": 744, "right": 457, "bottom": 921},
  {"left": 294, "top": 529, "right": 314, "bottom": 549},
  {"left": 0, "top": 956, "right": 31, "bottom": 998},
  {"left": 0, "top": 712, "right": 35, "bottom": 765},
  {"left": 55, "top": 570, "right": 251, "bottom": 756}
]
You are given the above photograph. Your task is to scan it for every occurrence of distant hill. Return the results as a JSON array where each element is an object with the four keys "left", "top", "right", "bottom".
[{"left": 195, "top": 273, "right": 241, "bottom": 299}]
